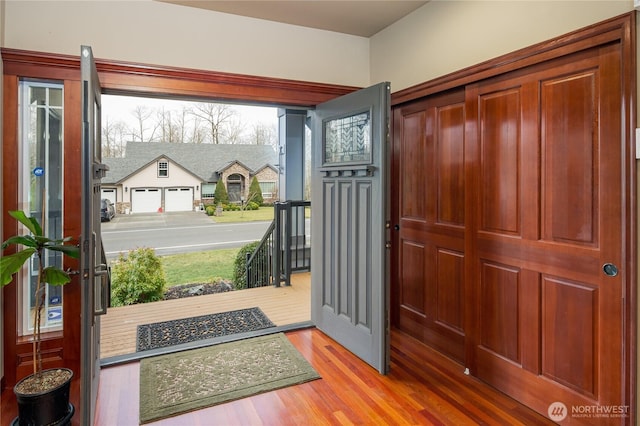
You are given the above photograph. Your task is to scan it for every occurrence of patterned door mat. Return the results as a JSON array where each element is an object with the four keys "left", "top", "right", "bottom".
[
  {"left": 136, "top": 307, "right": 276, "bottom": 351},
  {"left": 139, "top": 333, "right": 320, "bottom": 424}
]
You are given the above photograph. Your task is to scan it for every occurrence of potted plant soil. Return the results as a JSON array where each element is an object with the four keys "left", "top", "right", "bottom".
[{"left": 1, "top": 210, "right": 80, "bottom": 425}]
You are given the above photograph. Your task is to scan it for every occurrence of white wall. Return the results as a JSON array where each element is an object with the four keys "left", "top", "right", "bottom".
[
  {"left": 3, "top": 0, "right": 370, "bottom": 87},
  {"left": 371, "top": 0, "right": 633, "bottom": 91}
]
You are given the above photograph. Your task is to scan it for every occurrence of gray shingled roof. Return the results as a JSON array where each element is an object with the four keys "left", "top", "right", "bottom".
[{"left": 103, "top": 142, "right": 277, "bottom": 183}]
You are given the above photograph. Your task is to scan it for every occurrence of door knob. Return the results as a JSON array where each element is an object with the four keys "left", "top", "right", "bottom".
[{"left": 602, "top": 263, "right": 618, "bottom": 277}]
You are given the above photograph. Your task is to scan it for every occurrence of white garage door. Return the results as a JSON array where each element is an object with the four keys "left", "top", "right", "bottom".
[
  {"left": 131, "top": 188, "right": 161, "bottom": 213},
  {"left": 101, "top": 188, "right": 116, "bottom": 205},
  {"left": 165, "top": 187, "right": 193, "bottom": 212}
]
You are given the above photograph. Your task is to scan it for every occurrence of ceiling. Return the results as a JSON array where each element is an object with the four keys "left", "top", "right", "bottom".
[{"left": 157, "top": 1, "right": 429, "bottom": 37}]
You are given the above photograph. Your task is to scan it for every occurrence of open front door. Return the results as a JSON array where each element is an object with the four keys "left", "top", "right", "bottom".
[
  {"left": 311, "top": 82, "right": 390, "bottom": 374},
  {"left": 80, "top": 45, "right": 109, "bottom": 425}
]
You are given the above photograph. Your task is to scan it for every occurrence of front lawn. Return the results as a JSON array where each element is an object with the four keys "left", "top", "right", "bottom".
[
  {"left": 161, "top": 248, "right": 241, "bottom": 286},
  {"left": 210, "top": 206, "right": 275, "bottom": 223}
]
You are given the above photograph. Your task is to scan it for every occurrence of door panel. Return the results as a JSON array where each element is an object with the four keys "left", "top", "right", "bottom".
[
  {"left": 311, "top": 82, "right": 390, "bottom": 374},
  {"left": 392, "top": 90, "right": 467, "bottom": 364},
  {"left": 80, "top": 45, "right": 107, "bottom": 426},
  {"left": 470, "top": 44, "right": 623, "bottom": 420}
]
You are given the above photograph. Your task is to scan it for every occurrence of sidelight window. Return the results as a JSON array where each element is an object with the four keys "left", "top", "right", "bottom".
[{"left": 18, "top": 80, "right": 65, "bottom": 335}]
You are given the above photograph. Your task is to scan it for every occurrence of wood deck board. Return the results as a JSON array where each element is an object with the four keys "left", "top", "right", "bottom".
[{"left": 100, "top": 273, "right": 310, "bottom": 358}]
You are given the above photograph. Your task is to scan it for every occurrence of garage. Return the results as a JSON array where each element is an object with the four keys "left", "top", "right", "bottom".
[
  {"left": 101, "top": 188, "right": 116, "bottom": 205},
  {"left": 131, "top": 188, "right": 161, "bottom": 213},
  {"left": 164, "top": 187, "right": 193, "bottom": 212}
]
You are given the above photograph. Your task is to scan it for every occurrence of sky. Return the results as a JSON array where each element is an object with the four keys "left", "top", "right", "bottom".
[{"left": 102, "top": 94, "right": 279, "bottom": 128}]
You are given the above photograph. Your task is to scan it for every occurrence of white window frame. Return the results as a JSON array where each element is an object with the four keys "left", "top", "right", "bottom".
[
  {"left": 259, "top": 181, "right": 276, "bottom": 198},
  {"left": 158, "top": 160, "right": 169, "bottom": 177}
]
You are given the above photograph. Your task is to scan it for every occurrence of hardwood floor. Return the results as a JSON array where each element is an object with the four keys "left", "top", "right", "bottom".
[
  {"left": 3, "top": 278, "right": 555, "bottom": 425},
  {"left": 101, "top": 273, "right": 311, "bottom": 359},
  {"left": 94, "top": 328, "right": 555, "bottom": 425}
]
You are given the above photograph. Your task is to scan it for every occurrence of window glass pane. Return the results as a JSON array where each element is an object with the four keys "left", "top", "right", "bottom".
[
  {"left": 201, "top": 183, "right": 215, "bottom": 198},
  {"left": 158, "top": 161, "right": 168, "bottom": 177},
  {"left": 259, "top": 181, "right": 276, "bottom": 196},
  {"left": 323, "top": 111, "right": 371, "bottom": 165},
  {"left": 49, "top": 87, "right": 63, "bottom": 107},
  {"left": 20, "top": 81, "right": 64, "bottom": 334}
]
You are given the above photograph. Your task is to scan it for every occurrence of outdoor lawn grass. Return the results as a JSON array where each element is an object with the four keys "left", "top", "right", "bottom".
[
  {"left": 210, "top": 206, "right": 310, "bottom": 223},
  {"left": 161, "top": 248, "right": 242, "bottom": 286},
  {"left": 160, "top": 204, "right": 310, "bottom": 287},
  {"left": 210, "top": 206, "right": 275, "bottom": 223}
]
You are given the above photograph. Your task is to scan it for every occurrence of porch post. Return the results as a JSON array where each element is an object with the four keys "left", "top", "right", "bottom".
[
  {"left": 277, "top": 109, "right": 307, "bottom": 286},
  {"left": 277, "top": 109, "right": 306, "bottom": 201}
]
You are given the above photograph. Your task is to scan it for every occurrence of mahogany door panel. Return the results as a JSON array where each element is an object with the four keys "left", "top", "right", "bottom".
[
  {"left": 469, "top": 43, "right": 624, "bottom": 422},
  {"left": 392, "top": 90, "right": 467, "bottom": 363}
]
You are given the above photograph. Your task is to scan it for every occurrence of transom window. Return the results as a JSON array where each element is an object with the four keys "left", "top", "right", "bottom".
[{"left": 158, "top": 160, "right": 169, "bottom": 177}]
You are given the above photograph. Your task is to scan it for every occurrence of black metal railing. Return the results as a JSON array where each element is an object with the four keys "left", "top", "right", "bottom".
[
  {"left": 245, "top": 220, "right": 275, "bottom": 288},
  {"left": 245, "top": 200, "right": 311, "bottom": 288}
]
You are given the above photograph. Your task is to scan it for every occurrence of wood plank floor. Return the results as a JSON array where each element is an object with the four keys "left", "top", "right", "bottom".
[
  {"left": 101, "top": 273, "right": 310, "bottom": 359},
  {"left": 95, "top": 327, "right": 555, "bottom": 425}
]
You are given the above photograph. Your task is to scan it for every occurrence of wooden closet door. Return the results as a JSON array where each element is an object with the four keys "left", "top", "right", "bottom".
[
  {"left": 467, "top": 43, "right": 625, "bottom": 422},
  {"left": 391, "top": 90, "right": 467, "bottom": 363}
]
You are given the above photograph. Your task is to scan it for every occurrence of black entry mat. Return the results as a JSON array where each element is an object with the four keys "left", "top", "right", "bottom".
[{"left": 136, "top": 307, "right": 276, "bottom": 352}]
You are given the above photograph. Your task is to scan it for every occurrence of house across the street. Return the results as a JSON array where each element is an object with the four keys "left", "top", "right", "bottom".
[{"left": 102, "top": 142, "right": 278, "bottom": 213}]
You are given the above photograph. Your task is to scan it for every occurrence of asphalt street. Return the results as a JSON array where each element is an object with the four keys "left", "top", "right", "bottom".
[{"left": 100, "top": 211, "right": 271, "bottom": 260}]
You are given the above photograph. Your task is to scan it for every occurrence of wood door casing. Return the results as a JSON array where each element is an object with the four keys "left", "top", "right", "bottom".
[
  {"left": 392, "top": 89, "right": 467, "bottom": 364},
  {"left": 391, "top": 35, "right": 628, "bottom": 425}
]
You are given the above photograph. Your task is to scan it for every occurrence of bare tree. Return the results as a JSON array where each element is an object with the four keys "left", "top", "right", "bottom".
[
  {"left": 189, "top": 114, "right": 207, "bottom": 144},
  {"left": 189, "top": 103, "right": 238, "bottom": 144},
  {"left": 157, "top": 107, "right": 184, "bottom": 143},
  {"left": 175, "top": 106, "right": 190, "bottom": 143},
  {"left": 132, "top": 105, "right": 160, "bottom": 142},
  {"left": 223, "top": 116, "right": 244, "bottom": 144},
  {"left": 102, "top": 117, "right": 129, "bottom": 158},
  {"left": 249, "top": 122, "right": 277, "bottom": 146}
]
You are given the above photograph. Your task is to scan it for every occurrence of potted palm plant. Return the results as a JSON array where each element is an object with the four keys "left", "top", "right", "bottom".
[{"left": 0, "top": 210, "right": 80, "bottom": 425}]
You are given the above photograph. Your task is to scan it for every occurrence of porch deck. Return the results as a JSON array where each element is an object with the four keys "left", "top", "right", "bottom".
[{"left": 100, "top": 273, "right": 310, "bottom": 359}]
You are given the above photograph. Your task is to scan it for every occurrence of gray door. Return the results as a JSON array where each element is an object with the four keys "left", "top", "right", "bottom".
[
  {"left": 80, "top": 45, "right": 110, "bottom": 425},
  {"left": 311, "top": 82, "right": 390, "bottom": 374}
]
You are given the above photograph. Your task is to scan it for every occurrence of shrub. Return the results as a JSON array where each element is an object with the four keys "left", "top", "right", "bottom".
[
  {"left": 214, "top": 180, "right": 229, "bottom": 205},
  {"left": 232, "top": 241, "right": 267, "bottom": 290},
  {"left": 248, "top": 176, "right": 264, "bottom": 206},
  {"left": 110, "top": 248, "right": 167, "bottom": 306},
  {"left": 247, "top": 201, "right": 260, "bottom": 211},
  {"left": 223, "top": 203, "right": 240, "bottom": 211},
  {"left": 205, "top": 205, "right": 216, "bottom": 216}
]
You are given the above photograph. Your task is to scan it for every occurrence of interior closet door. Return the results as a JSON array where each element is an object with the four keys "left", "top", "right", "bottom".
[
  {"left": 467, "top": 43, "right": 625, "bottom": 420},
  {"left": 391, "top": 89, "right": 467, "bottom": 364}
]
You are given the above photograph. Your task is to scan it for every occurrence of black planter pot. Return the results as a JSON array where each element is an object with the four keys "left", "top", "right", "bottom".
[{"left": 13, "top": 368, "right": 74, "bottom": 426}]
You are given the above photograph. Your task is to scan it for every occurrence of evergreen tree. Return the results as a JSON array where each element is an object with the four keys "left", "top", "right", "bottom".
[
  {"left": 214, "top": 179, "right": 229, "bottom": 205},
  {"left": 248, "top": 176, "right": 264, "bottom": 206}
]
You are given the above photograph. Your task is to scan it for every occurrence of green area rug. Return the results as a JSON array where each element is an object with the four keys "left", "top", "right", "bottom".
[{"left": 139, "top": 333, "right": 321, "bottom": 424}]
